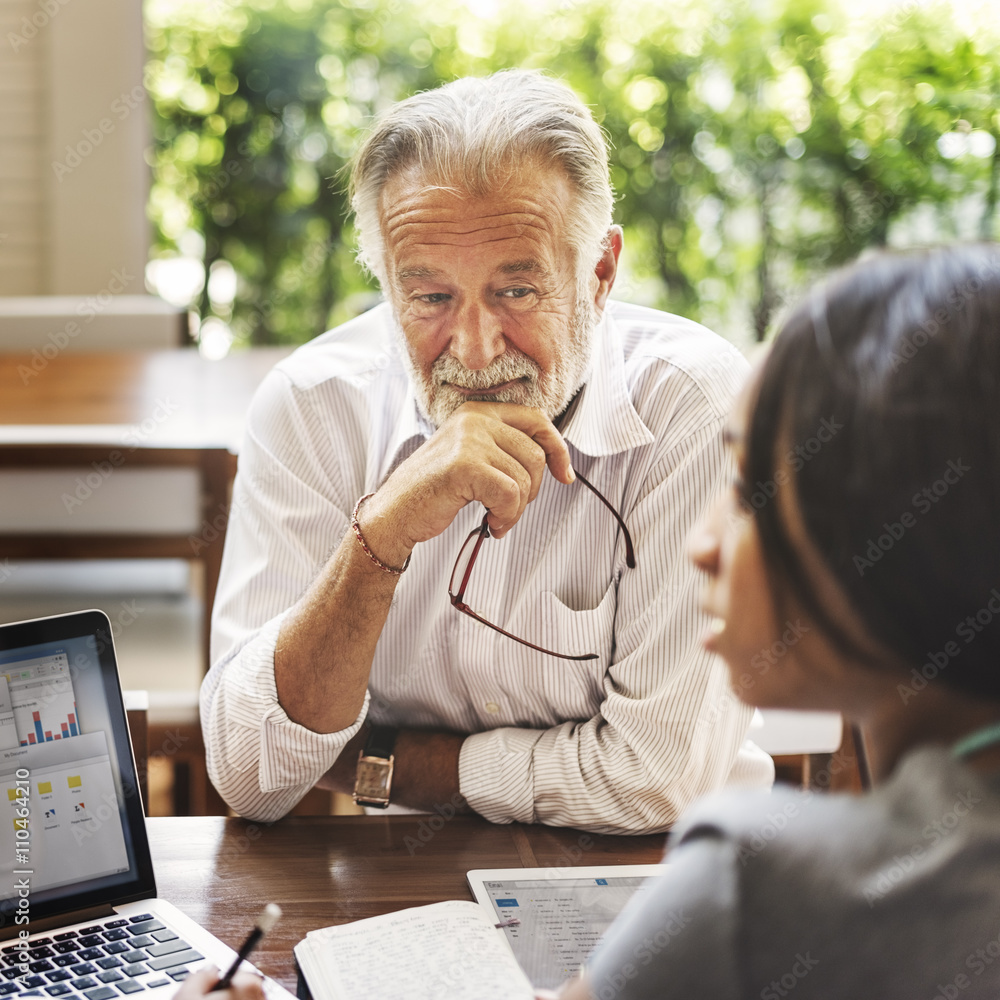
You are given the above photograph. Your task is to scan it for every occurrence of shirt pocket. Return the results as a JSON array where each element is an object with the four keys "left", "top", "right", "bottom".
[{"left": 497, "top": 581, "right": 617, "bottom": 726}]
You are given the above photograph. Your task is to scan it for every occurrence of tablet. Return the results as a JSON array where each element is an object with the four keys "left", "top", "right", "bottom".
[{"left": 467, "top": 864, "right": 668, "bottom": 989}]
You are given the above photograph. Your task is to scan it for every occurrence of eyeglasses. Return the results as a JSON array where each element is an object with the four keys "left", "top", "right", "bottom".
[{"left": 448, "top": 470, "right": 636, "bottom": 660}]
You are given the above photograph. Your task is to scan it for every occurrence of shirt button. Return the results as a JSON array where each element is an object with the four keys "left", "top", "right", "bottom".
[{"left": 484, "top": 701, "right": 500, "bottom": 714}]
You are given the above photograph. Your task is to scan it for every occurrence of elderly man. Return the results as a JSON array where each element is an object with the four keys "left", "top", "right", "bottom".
[{"left": 201, "top": 69, "right": 772, "bottom": 833}]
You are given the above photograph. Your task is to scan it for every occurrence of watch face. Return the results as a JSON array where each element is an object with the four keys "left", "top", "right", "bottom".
[{"left": 355, "top": 759, "right": 392, "bottom": 803}]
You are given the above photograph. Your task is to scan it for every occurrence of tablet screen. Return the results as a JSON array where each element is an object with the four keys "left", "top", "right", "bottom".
[{"left": 468, "top": 865, "right": 667, "bottom": 989}]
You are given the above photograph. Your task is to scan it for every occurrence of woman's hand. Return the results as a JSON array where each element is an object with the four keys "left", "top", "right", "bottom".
[{"left": 173, "top": 967, "right": 265, "bottom": 1000}]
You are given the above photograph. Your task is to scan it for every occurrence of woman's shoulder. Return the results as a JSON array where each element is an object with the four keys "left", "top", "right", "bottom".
[
  {"left": 670, "top": 745, "right": 1000, "bottom": 876},
  {"left": 589, "top": 747, "right": 1000, "bottom": 999}
]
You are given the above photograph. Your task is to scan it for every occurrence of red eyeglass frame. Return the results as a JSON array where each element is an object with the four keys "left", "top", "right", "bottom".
[{"left": 447, "top": 470, "right": 636, "bottom": 660}]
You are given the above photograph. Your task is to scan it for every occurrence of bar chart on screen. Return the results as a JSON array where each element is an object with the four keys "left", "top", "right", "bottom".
[
  {"left": 0, "top": 678, "right": 18, "bottom": 749},
  {"left": 0, "top": 653, "right": 80, "bottom": 746}
]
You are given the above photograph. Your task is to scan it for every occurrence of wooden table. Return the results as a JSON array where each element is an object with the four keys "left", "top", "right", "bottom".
[
  {"left": 147, "top": 816, "right": 667, "bottom": 992},
  {"left": 0, "top": 348, "right": 292, "bottom": 667},
  {"left": 0, "top": 349, "right": 291, "bottom": 430},
  {"left": 0, "top": 349, "right": 293, "bottom": 815}
]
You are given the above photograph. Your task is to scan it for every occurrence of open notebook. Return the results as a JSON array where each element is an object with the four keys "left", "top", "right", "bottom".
[{"left": 0, "top": 610, "right": 293, "bottom": 1000}]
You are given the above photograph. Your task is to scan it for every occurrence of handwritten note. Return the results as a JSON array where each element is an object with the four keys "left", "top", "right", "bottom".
[{"left": 296, "top": 900, "right": 534, "bottom": 1000}]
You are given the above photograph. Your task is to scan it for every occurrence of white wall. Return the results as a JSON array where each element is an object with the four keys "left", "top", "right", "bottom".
[
  {"left": 0, "top": 0, "right": 49, "bottom": 294},
  {"left": 0, "top": 0, "right": 148, "bottom": 296}
]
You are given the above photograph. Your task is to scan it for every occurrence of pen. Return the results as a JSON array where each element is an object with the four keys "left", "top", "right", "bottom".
[
  {"left": 494, "top": 917, "right": 520, "bottom": 928},
  {"left": 211, "top": 903, "right": 282, "bottom": 991}
]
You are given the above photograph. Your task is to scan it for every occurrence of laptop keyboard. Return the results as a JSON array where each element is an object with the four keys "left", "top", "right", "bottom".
[{"left": 0, "top": 914, "right": 203, "bottom": 1000}]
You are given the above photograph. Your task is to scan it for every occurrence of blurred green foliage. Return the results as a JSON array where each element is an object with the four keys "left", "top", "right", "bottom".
[{"left": 145, "top": 0, "right": 1000, "bottom": 347}]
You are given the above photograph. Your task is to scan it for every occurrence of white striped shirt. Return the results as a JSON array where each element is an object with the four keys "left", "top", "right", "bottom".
[{"left": 201, "top": 300, "right": 774, "bottom": 832}]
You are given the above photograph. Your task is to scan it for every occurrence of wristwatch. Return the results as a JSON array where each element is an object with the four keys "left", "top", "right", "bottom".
[{"left": 353, "top": 725, "right": 397, "bottom": 808}]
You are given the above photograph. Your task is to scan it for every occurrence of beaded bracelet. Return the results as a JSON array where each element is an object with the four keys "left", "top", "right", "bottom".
[{"left": 351, "top": 493, "right": 411, "bottom": 575}]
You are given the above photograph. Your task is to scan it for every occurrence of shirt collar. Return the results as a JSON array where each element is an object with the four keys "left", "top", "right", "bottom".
[
  {"left": 559, "top": 305, "right": 655, "bottom": 457},
  {"left": 377, "top": 301, "right": 653, "bottom": 482},
  {"left": 379, "top": 374, "right": 433, "bottom": 484}
]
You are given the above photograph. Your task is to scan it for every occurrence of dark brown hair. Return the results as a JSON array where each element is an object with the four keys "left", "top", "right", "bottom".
[{"left": 745, "top": 245, "right": 1000, "bottom": 700}]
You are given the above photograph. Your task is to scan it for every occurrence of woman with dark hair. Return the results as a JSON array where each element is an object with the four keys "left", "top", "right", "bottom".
[{"left": 560, "top": 244, "right": 1000, "bottom": 999}]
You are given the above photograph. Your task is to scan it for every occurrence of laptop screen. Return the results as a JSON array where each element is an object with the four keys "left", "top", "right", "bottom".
[{"left": 0, "top": 610, "right": 154, "bottom": 934}]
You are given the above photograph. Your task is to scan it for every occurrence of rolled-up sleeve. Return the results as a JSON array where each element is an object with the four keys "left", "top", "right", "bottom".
[
  {"left": 200, "top": 368, "right": 367, "bottom": 821},
  {"left": 200, "top": 613, "right": 367, "bottom": 821}
]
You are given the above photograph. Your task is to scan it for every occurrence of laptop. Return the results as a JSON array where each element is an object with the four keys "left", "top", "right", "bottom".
[{"left": 0, "top": 610, "right": 293, "bottom": 1000}]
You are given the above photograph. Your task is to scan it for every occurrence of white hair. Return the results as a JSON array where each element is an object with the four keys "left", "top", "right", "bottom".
[{"left": 349, "top": 69, "right": 615, "bottom": 289}]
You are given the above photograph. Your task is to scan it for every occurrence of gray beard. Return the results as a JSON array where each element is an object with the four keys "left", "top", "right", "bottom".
[{"left": 398, "top": 295, "right": 598, "bottom": 428}]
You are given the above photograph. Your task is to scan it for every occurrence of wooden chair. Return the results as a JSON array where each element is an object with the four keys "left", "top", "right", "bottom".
[
  {"left": 0, "top": 442, "right": 235, "bottom": 670},
  {"left": 770, "top": 716, "right": 867, "bottom": 793},
  {"left": 0, "top": 442, "right": 236, "bottom": 816},
  {"left": 124, "top": 689, "right": 149, "bottom": 814},
  {"left": 0, "top": 347, "right": 295, "bottom": 818}
]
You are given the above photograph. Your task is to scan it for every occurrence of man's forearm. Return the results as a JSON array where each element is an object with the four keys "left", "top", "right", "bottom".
[
  {"left": 273, "top": 400, "right": 573, "bottom": 737},
  {"left": 318, "top": 726, "right": 470, "bottom": 813},
  {"left": 274, "top": 525, "right": 406, "bottom": 734}
]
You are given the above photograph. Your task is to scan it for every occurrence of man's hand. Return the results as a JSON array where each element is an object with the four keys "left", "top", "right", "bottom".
[
  {"left": 360, "top": 402, "right": 574, "bottom": 568},
  {"left": 275, "top": 402, "right": 572, "bottom": 737}
]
